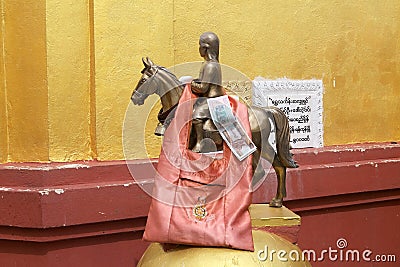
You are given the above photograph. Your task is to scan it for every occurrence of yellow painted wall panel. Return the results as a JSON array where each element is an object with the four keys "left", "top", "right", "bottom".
[
  {"left": 172, "top": 0, "right": 400, "bottom": 146},
  {"left": 46, "top": 0, "right": 93, "bottom": 162},
  {"left": 0, "top": 0, "right": 398, "bottom": 162},
  {"left": 0, "top": 73, "right": 6, "bottom": 163},
  {"left": 4, "top": 0, "right": 49, "bottom": 162},
  {"left": 0, "top": 1, "right": 7, "bottom": 162},
  {"left": 94, "top": 0, "right": 174, "bottom": 160},
  {"left": 95, "top": 0, "right": 400, "bottom": 160}
]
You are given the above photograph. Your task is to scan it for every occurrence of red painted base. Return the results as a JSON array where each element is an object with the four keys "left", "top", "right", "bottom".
[{"left": 0, "top": 142, "right": 399, "bottom": 266}]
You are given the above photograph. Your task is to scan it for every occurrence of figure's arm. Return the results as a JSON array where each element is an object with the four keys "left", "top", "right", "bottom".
[
  {"left": 191, "top": 79, "right": 208, "bottom": 94},
  {"left": 191, "top": 63, "right": 218, "bottom": 94}
]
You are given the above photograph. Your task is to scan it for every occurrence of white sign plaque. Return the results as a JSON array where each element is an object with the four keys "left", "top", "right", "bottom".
[{"left": 252, "top": 78, "right": 323, "bottom": 148}]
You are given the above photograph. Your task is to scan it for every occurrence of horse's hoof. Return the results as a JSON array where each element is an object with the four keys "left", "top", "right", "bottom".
[{"left": 269, "top": 198, "right": 283, "bottom": 208}]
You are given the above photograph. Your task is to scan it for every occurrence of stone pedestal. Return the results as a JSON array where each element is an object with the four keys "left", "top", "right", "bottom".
[{"left": 137, "top": 204, "right": 311, "bottom": 266}]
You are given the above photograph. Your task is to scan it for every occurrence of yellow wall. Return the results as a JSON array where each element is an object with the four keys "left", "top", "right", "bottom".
[
  {"left": 0, "top": 0, "right": 399, "bottom": 162},
  {"left": 0, "top": 1, "right": 6, "bottom": 162},
  {"left": 173, "top": 0, "right": 400, "bottom": 147},
  {"left": 0, "top": 0, "right": 94, "bottom": 162},
  {"left": 93, "top": 0, "right": 174, "bottom": 160},
  {"left": 47, "top": 0, "right": 94, "bottom": 161},
  {"left": 98, "top": 0, "right": 400, "bottom": 159},
  {"left": 1, "top": 0, "right": 49, "bottom": 162}
]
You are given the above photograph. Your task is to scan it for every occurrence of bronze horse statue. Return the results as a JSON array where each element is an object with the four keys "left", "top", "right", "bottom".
[{"left": 131, "top": 57, "right": 298, "bottom": 207}]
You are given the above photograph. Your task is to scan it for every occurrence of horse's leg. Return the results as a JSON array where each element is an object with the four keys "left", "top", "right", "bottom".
[
  {"left": 251, "top": 147, "right": 265, "bottom": 188},
  {"left": 255, "top": 107, "right": 286, "bottom": 208},
  {"left": 258, "top": 146, "right": 286, "bottom": 208},
  {"left": 250, "top": 107, "right": 286, "bottom": 206},
  {"left": 249, "top": 105, "right": 295, "bottom": 207},
  {"left": 249, "top": 107, "right": 277, "bottom": 194},
  {"left": 270, "top": 158, "right": 287, "bottom": 208}
]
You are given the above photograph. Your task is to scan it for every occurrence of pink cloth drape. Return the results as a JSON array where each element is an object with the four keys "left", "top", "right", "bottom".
[{"left": 143, "top": 85, "right": 254, "bottom": 251}]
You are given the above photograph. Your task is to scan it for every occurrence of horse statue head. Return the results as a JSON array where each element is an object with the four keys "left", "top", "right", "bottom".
[
  {"left": 131, "top": 57, "right": 157, "bottom": 105},
  {"left": 131, "top": 57, "right": 183, "bottom": 109},
  {"left": 131, "top": 57, "right": 184, "bottom": 135}
]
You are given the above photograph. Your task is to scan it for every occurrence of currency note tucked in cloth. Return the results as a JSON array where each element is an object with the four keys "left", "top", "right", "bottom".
[{"left": 207, "top": 95, "right": 256, "bottom": 161}]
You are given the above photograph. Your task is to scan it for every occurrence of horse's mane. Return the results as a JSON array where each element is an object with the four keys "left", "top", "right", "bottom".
[
  {"left": 154, "top": 65, "right": 184, "bottom": 95},
  {"left": 157, "top": 66, "right": 177, "bottom": 80}
]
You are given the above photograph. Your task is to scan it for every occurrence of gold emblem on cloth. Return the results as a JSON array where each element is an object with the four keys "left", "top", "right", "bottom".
[{"left": 193, "top": 197, "right": 207, "bottom": 220}]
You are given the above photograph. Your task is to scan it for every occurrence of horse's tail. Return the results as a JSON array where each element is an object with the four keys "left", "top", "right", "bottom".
[{"left": 267, "top": 106, "right": 298, "bottom": 168}]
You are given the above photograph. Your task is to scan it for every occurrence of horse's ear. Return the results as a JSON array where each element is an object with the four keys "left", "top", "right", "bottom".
[
  {"left": 146, "top": 57, "right": 154, "bottom": 66},
  {"left": 142, "top": 57, "right": 149, "bottom": 68}
]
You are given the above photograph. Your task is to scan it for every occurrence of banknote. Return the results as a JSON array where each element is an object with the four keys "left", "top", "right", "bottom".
[{"left": 207, "top": 96, "right": 256, "bottom": 161}]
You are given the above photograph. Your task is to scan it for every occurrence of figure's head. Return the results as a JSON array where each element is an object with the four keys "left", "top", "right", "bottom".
[{"left": 199, "top": 32, "right": 219, "bottom": 61}]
